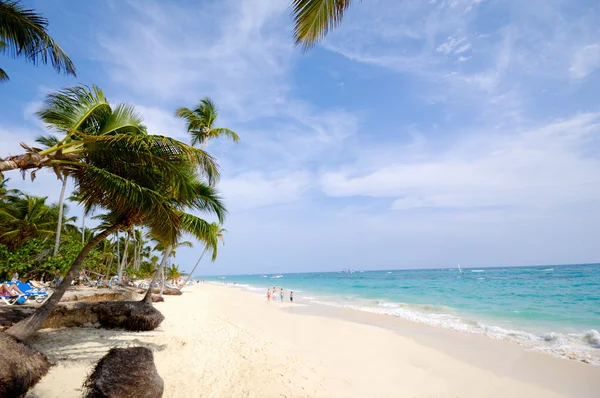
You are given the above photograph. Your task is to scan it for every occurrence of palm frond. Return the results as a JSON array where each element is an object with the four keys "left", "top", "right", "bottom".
[
  {"left": 34, "top": 134, "right": 59, "bottom": 148},
  {"left": 291, "top": 0, "right": 353, "bottom": 51},
  {"left": 72, "top": 164, "right": 182, "bottom": 244},
  {"left": 0, "top": 66, "right": 8, "bottom": 81},
  {"left": 213, "top": 128, "right": 240, "bottom": 143},
  {"left": 174, "top": 107, "right": 202, "bottom": 132},
  {"left": 97, "top": 103, "right": 146, "bottom": 136},
  {"left": 80, "top": 133, "right": 220, "bottom": 186},
  {"left": 178, "top": 211, "right": 212, "bottom": 242},
  {"left": 0, "top": 0, "right": 75, "bottom": 75},
  {"left": 36, "top": 85, "right": 110, "bottom": 134}
]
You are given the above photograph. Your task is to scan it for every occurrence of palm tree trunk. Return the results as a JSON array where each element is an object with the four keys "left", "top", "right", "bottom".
[
  {"left": 183, "top": 247, "right": 207, "bottom": 287},
  {"left": 142, "top": 244, "right": 172, "bottom": 303},
  {"left": 105, "top": 256, "right": 114, "bottom": 280},
  {"left": 160, "top": 266, "right": 165, "bottom": 297},
  {"left": 81, "top": 211, "right": 86, "bottom": 245},
  {"left": 133, "top": 236, "right": 138, "bottom": 270},
  {"left": 6, "top": 223, "right": 121, "bottom": 341},
  {"left": 117, "top": 232, "right": 130, "bottom": 283},
  {"left": 53, "top": 176, "right": 68, "bottom": 256},
  {"left": 116, "top": 231, "right": 120, "bottom": 267}
]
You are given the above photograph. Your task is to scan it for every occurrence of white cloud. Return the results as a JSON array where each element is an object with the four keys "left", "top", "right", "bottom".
[
  {"left": 319, "top": 113, "right": 600, "bottom": 211},
  {"left": 570, "top": 44, "right": 600, "bottom": 80},
  {"left": 436, "top": 36, "right": 470, "bottom": 55},
  {"left": 97, "top": 0, "right": 292, "bottom": 118},
  {"left": 220, "top": 171, "right": 312, "bottom": 212}
]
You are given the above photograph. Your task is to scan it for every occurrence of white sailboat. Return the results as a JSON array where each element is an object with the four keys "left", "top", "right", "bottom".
[{"left": 457, "top": 264, "right": 464, "bottom": 274}]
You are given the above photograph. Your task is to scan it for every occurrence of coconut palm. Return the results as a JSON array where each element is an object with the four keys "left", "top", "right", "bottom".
[
  {"left": 5, "top": 85, "right": 224, "bottom": 341},
  {"left": 291, "top": 0, "right": 354, "bottom": 50},
  {"left": 141, "top": 173, "right": 226, "bottom": 303},
  {"left": 183, "top": 223, "right": 226, "bottom": 286},
  {"left": 175, "top": 97, "right": 239, "bottom": 149},
  {"left": 167, "top": 264, "right": 183, "bottom": 284},
  {"left": 0, "top": 0, "right": 75, "bottom": 81},
  {"left": 0, "top": 192, "right": 58, "bottom": 249}
]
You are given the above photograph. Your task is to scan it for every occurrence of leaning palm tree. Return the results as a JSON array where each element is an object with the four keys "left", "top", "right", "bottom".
[
  {"left": 175, "top": 97, "right": 239, "bottom": 149},
  {"left": 0, "top": 0, "right": 75, "bottom": 81},
  {"left": 4, "top": 85, "right": 223, "bottom": 341},
  {"left": 183, "top": 223, "right": 226, "bottom": 286},
  {"left": 291, "top": 0, "right": 355, "bottom": 51},
  {"left": 142, "top": 173, "right": 226, "bottom": 304}
]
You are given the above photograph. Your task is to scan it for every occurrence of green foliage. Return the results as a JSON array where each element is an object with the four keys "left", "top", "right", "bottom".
[
  {"left": 175, "top": 97, "right": 240, "bottom": 148},
  {"left": 291, "top": 0, "right": 353, "bottom": 50},
  {"left": 0, "top": 0, "right": 76, "bottom": 81}
]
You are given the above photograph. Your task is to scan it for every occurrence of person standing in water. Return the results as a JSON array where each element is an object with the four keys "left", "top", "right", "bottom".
[
  {"left": 290, "top": 291, "right": 293, "bottom": 303},
  {"left": 280, "top": 288, "right": 284, "bottom": 302}
]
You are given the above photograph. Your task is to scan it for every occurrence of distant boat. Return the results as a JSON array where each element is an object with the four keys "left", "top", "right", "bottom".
[
  {"left": 271, "top": 275, "right": 283, "bottom": 279},
  {"left": 457, "top": 264, "right": 464, "bottom": 274},
  {"left": 342, "top": 269, "right": 354, "bottom": 274}
]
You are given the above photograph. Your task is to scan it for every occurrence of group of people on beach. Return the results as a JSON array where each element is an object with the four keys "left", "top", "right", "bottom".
[{"left": 267, "top": 287, "right": 293, "bottom": 303}]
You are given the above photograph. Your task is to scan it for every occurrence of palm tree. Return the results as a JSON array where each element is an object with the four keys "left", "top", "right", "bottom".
[
  {"left": 0, "top": 192, "right": 58, "bottom": 249},
  {"left": 167, "top": 264, "right": 183, "bottom": 284},
  {"left": 183, "top": 223, "right": 226, "bottom": 286},
  {"left": 147, "top": 239, "right": 193, "bottom": 296},
  {"left": 34, "top": 134, "right": 69, "bottom": 256},
  {"left": 141, "top": 173, "right": 226, "bottom": 304},
  {"left": 175, "top": 97, "right": 239, "bottom": 149},
  {"left": 4, "top": 85, "right": 224, "bottom": 341},
  {"left": 0, "top": 0, "right": 75, "bottom": 81},
  {"left": 291, "top": 0, "right": 354, "bottom": 50}
]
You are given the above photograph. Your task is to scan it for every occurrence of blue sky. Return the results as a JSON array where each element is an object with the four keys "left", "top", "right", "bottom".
[{"left": 1, "top": 0, "right": 600, "bottom": 275}]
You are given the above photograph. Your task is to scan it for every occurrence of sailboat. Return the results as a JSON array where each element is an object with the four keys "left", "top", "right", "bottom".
[{"left": 457, "top": 264, "right": 464, "bottom": 274}]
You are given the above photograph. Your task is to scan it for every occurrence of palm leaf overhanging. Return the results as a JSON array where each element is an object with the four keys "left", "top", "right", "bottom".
[
  {"left": 0, "top": 0, "right": 75, "bottom": 81},
  {"left": 291, "top": 0, "right": 354, "bottom": 51}
]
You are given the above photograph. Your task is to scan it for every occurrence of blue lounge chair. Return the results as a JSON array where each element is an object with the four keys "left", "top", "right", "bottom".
[{"left": 2, "top": 281, "right": 50, "bottom": 304}]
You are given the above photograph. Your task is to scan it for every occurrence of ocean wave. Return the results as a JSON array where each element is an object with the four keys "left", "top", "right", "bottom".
[
  {"left": 305, "top": 297, "right": 600, "bottom": 365},
  {"left": 583, "top": 330, "right": 600, "bottom": 348},
  {"left": 541, "top": 268, "right": 554, "bottom": 271},
  {"left": 471, "top": 270, "right": 485, "bottom": 273}
]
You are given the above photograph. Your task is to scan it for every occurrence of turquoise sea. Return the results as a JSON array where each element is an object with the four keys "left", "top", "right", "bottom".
[{"left": 206, "top": 263, "right": 600, "bottom": 364}]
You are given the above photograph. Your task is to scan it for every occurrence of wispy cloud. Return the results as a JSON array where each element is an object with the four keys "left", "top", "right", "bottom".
[{"left": 320, "top": 113, "right": 600, "bottom": 211}]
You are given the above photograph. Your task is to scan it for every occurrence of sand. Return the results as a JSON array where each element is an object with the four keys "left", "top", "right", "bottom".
[{"left": 29, "top": 284, "right": 600, "bottom": 397}]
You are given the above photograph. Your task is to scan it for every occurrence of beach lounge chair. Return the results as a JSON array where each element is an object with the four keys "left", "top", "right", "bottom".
[
  {"left": 7, "top": 282, "right": 50, "bottom": 304},
  {"left": 0, "top": 291, "right": 27, "bottom": 305}
]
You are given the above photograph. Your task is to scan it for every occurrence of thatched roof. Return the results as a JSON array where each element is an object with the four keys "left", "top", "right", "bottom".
[
  {"left": 83, "top": 347, "right": 164, "bottom": 398},
  {"left": 0, "top": 332, "right": 52, "bottom": 397}
]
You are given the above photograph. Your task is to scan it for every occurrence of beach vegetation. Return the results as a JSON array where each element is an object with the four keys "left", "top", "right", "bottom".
[
  {"left": 0, "top": 0, "right": 75, "bottom": 81},
  {"left": 291, "top": 0, "right": 354, "bottom": 50},
  {"left": 3, "top": 84, "right": 224, "bottom": 341},
  {"left": 175, "top": 97, "right": 240, "bottom": 149}
]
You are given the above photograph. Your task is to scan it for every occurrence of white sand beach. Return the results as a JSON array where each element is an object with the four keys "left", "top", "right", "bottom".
[{"left": 30, "top": 284, "right": 600, "bottom": 397}]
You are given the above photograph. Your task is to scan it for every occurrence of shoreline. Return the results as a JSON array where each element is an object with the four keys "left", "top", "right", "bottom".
[
  {"left": 230, "top": 274, "right": 600, "bottom": 366},
  {"left": 30, "top": 284, "right": 600, "bottom": 397}
]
